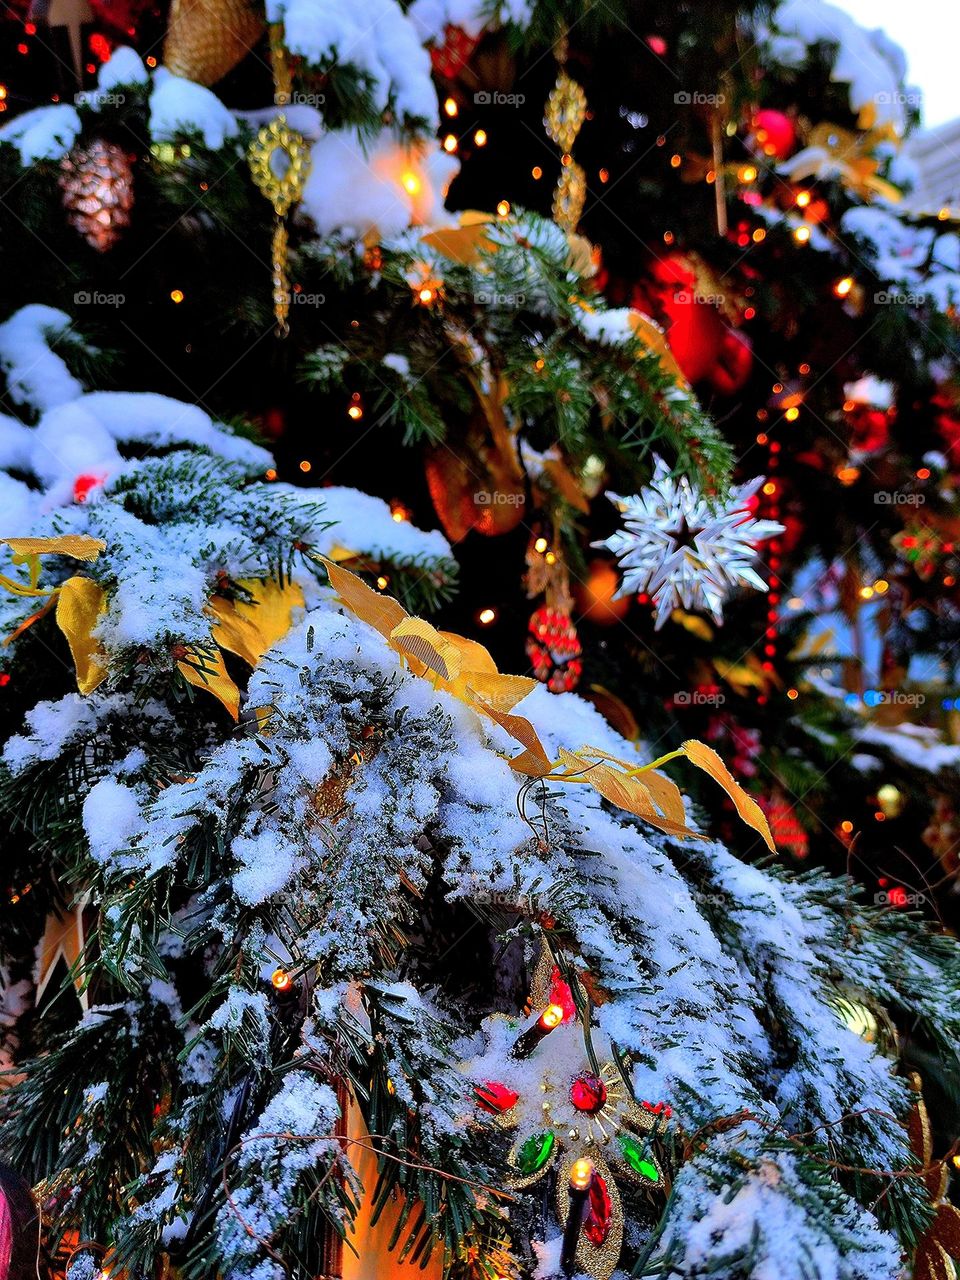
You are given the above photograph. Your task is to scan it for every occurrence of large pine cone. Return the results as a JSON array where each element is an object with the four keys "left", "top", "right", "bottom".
[{"left": 59, "top": 139, "right": 134, "bottom": 253}]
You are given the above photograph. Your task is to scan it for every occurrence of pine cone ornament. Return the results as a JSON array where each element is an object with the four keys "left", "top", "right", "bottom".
[
  {"left": 163, "top": 0, "right": 264, "bottom": 87},
  {"left": 59, "top": 139, "right": 134, "bottom": 252},
  {"left": 526, "top": 606, "right": 582, "bottom": 693}
]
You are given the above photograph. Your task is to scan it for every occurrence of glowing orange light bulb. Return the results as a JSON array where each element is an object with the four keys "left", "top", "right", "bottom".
[{"left": 539, "top": 1003, "right": 564, "bottom": 1031}]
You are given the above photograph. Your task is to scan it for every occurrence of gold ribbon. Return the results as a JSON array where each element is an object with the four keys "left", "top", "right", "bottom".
[{"left": 782, "top": 123, "right": 901, "bottom": 203}]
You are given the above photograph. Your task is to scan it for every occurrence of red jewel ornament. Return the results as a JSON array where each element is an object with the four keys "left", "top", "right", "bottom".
[
  {"left": 475, "top": 1081, "right": 519, "bottom": 1114},
  {"left": 583, "top": 1172, "right": 613, "bottom": 1246},
  {"left": 570, "top": 1072, "right": 608, "bottom": 1113}
]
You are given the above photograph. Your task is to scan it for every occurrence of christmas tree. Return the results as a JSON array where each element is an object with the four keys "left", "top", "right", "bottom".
[{"left": 1, "top": 1, "right": 960, "bottom": 1278}]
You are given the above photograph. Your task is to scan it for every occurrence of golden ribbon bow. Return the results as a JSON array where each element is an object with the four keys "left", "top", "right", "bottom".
[{"left": 782, "top": 123, "right": 901, "bottom": 203}]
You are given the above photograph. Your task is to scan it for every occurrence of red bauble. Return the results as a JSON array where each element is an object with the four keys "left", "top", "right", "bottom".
[
  {"left": 526, "top": 606, "right": 583, "bottom": 693},
  {"left": 760, "top": 795, "right": 808, "bottom": 859},
  {"left": 430, "top": 24, "right": 480, "bottom": 79},
  {"left": 584, "top": 1174, "right": 614, "bottom": 1246},
  {"left": 475, "top": 1081, "right": 519, "bottom": 1114},
  {"left": 933, "top": 391, "right": 960, "bottom": 468},
  {"left": 642, "top": 255, "right": 726, "bottom": 385},
  {"left": 848, "top": 406, "right": 889, "bottom": 454},
  {"left": 572, "top": 559, "right": 631, "bottom": 626},
  {"left": 88, "top": 0, "right": 152, "bottom": 31},
  {"left": 570, "top": 1073, "right": 608, "bottom": 1114},
  {"left": 709, "top": 330, "right": 753, "bottom": 397},
  {"left": 751, "top": 109, "right": 796, "bottom": 160}
]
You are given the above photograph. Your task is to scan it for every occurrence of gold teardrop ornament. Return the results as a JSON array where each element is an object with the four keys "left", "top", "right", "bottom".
[
  {"left": 248, "top": 116, "right": 311, "bottom": 336},
  {"left": 544, "top": 70, "right": 587, "bottom": 154}
]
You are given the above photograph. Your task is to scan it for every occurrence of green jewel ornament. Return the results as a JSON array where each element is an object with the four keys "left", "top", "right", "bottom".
[
  {"left": 517, "top": 1129, "right": 556, "bottom": 1175},
  {"left": 617, "top": 1132, "right": 660, "bottom": 1182}
]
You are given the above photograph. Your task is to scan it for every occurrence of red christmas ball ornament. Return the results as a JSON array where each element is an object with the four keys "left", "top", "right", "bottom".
[
  {"left": 642, "top": 255, "right": 727, "bottom": 385},
  {"left": 572, "top": 559, "right": 631, "bottom": 627},
  {"left": 430, "top": 24, "right": 481, "bottom": 79},
  {"left": 933, "top": 391, "right": 960, "bottom": 468},
  {"left": 570, "top": 1072, "right": 608, "bottom": 1114},
  {"left": 750, "top": 109, "right": 797, "bottom": 160},
  {"left": 778, "top": 513, "right": 804, "bottom": 555},
  {"left": 709, "top": 329, "right": 753, "bottom": 397},
  {"left": 848, "top": 406, "right": 889, "bottom": 454},
  {"left": 88, "top": 0, "right": 152, "bottom": 32},
  {"left": 526, "top": 606, "right": 583, "bottom": 692}
]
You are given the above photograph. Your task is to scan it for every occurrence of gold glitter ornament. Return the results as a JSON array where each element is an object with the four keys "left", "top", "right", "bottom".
[
  {"left": 544, "top": 70, "right": 588, "bottom": 154},
  {"left": 59, "top": 139, "right": 134, "bottom": 252},
  {"left": 163, "top": 0, "right": 264, "bottom": 86},
  {"left": 542, "top": 32, "right": 588, "bottom": 232},
  {"left": 553, "top": 158, "right": 586, "bottom": 231},
  {"left": 248, "top": 114, "right": 311, "bottom": 336}
]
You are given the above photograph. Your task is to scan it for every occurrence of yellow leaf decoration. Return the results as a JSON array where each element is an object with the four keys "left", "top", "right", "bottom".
[
  {"left": 55, "top": 576, "right": 107, "bottom": 695},
  {"left": 2, "top": 534, "right": 106, "bottom": 561},
  {"left": 627, "top": 310, "right": 691, "bottom": 390},
  {"left": 471, "top": 695, "right": 554, "bottom": 778},
  {"left": 557, "top": 745, "right": 703, "bottom": 840},
  {"left": 210, "top": 578, "right": 305, "bottom": 668},
  {"left": 420, "top": 212, "right": 497, "bottom": 265},
  {"left": 321, "top": 557, "right": 770, "bottom": 846},
  {"left": 680, "top": 739, "right": 775, "bottom": 851},
  {"left": 323, "top": 556, "right": 408, "bottom": 639},
  {"left": 390, "top": 616, "right": 464, "bottom": 682},
  {"left": 177, "top": 646, "right": 240, "bottom": 721},
  {"left": 782, "top": 123, "right": 902, "bottom": 203},
  {"left": 321, "top": 556, "right": 543, "bottom": 756}
]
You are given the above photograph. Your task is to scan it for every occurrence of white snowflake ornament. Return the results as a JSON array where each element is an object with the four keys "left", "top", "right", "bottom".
[{"left": 596, "top": 457, "right": 785, "bottom": 629}]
